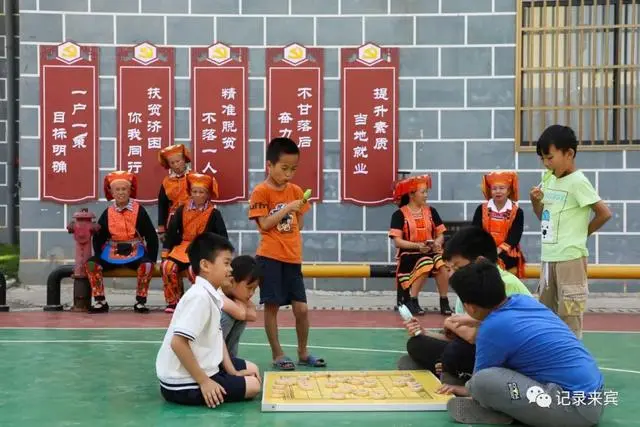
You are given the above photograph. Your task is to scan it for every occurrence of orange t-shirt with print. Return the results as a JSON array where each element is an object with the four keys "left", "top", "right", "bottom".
[{"left": 248, "top": 181, "right": 311, "bottom": 264}]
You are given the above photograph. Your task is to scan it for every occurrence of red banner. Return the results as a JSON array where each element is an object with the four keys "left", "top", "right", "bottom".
[
  {"left": 341, "top": 44, "right": 398, "bottom": 206},
  {"left": 40, "top": 42, "right": 99, "bottom": 203},
  {"left": 191, "top": 43, "right": 248, "bottom": 203},
  {"left": 266, "top": 44, "right": 323, "bottom": 202},
  {"left": 116, "top": 42, "right": 175, "bottom": 203}
]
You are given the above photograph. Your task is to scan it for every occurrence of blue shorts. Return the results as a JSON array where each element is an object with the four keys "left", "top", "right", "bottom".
[
  {"left": 160, "top": 357, "right": 247, "bottom": 406},
  {"left": 256, "top": 255, "right": 307, "bottom": 306}
]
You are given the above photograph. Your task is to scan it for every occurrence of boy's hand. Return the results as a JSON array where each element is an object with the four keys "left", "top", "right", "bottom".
[
  {"left": 437, "top": 384, "right": 469, "bottom": 397},
  {"left": 200, "top": 378, "right": 226, "bottom": 408},
  {"left": 403, "top": 318, "right": 423, "bottom": 336},
  {"left": 530, "top": 186, "right": 544, "bottom": 202},
  {"left": 286, "top": 199, "right": 305, "bottom": 213}
]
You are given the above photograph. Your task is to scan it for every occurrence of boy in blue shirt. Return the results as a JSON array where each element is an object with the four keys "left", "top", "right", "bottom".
[{"left": 441, "top": 260, "right": 604, "bottom": 426}]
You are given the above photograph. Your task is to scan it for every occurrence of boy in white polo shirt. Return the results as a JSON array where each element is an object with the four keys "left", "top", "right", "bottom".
[{"left": 155, "top": 232, "right": 261, "bottom": 408}]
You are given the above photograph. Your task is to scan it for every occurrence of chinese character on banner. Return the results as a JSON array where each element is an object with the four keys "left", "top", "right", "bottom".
[
  {"left": 116, "top": 42, "right": 175, "bottom": 203},
  {"left": 40, "top": 42, "right": 99, "bottom": 203},
  {"left": 266, "top": 43, "right": 324, "bottom": 202},
  {"left": 340, "top": 43, "right": 398, "bottom": 206},
  {"left": 190, "top": 43, "right": 248, "bottom": 203}
]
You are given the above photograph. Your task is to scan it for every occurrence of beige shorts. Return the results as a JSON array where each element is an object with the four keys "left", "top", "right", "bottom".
[{"left": 538, "top": 257, "right": 588, "bottom": 339}]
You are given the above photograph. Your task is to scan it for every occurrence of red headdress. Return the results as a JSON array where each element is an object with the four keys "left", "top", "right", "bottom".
[
  {"left": 158, "top": 144, "right": 192, "bottom": 169},
  {"left": 186, "top": 172, "right": 219, "bottom": 199},
  {"left": 481, "top": 171, "right": 519, "bottom": 201},
  {"left": 392, "top": 175, "right": 432, "bottom": 204},
  {"left": 104, "top": 171, "right": 137, "bottom": 201}
]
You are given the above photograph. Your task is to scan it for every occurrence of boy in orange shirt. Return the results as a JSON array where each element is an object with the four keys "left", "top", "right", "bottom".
[{"left": 248, "top": 137, "right": 326, "bottom": 371}]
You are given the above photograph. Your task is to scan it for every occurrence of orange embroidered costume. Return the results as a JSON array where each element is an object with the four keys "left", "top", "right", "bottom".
[
  {"left": 472, "top": 171, "right": 526, "bottom": 278},
  {"left": 388, "top": 175, "right": 451, "bottom": 315},
  {"left": 157, "top": 144, "right": 192, "bottom": 259},
  {"left": 85, "top": 171, "right": 159, "bottom": 313},
  {"left": 161, "top": 173, "right": 227, "bottom": 312}
]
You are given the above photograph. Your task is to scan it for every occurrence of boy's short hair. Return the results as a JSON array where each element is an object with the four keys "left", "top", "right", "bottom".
[
  {"left": 536, "top": 124, "right": 578, "bottom": 158},
  {"left": 442, "top": 226, "right": 498, "bottom": 264},
  {"left": 266, "top": 137, "right": 300, "bottom": 164},
  {"left": 187, "top": 232, "right": 235, "bottom": 275},
  {"left": 231, "top": 255, "right": 263, "bottom": 286},
  {"left": 449, "top": 259, "right": 507, "bottom": 309}
]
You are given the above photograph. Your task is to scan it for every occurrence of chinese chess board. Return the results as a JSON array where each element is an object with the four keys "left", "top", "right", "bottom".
[{"left": 261, "top": 370, "right": 452, "bottom": 412}]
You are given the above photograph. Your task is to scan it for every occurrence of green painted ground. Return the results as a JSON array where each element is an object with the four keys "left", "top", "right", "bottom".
[{"left": 0, "top": 328, "right": 638, "bottom": 427}]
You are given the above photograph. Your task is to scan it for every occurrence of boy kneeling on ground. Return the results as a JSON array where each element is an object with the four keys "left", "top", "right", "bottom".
[
  {"left": 441, "top": 260, "right": 604, "bottom": 427},
  {"left": 155, "top": 232, "right": 261, "bottom": 408},
  {"left": 220, "top": 255, "right": 262, "bottom": 358}
]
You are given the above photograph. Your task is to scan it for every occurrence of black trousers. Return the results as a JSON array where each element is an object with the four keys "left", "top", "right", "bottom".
[{"left": 406, "top": 334, "right": 476, "bottom": 380}]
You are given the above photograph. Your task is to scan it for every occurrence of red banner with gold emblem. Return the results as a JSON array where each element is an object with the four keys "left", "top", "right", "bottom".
[
  {"left": 116, "top": 42, "right": 175, "bottom": 203},
  {"left": 266, "top": 44, "right": 324, "bottom": 202},
  {"left": 340, "top": 43, "right": 398, "bottom": 206},
  {"left": 191, "top": 43, "right": 248, "bottom": 203},
  {"left": 40, "top": 41, "right": 99, "bottom": 203}
]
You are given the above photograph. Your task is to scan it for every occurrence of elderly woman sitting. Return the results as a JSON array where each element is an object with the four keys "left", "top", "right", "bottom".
[{"left": 85, "top": 171, "right": 158, "bottom": 313}]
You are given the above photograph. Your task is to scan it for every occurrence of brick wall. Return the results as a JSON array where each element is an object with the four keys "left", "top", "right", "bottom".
[{"left": 16, "top": 0, "right": 637, "bottom": 291}]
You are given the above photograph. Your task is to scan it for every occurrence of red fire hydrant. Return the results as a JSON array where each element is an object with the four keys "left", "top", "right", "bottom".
[{"left": 67, "top": 208, "right": 100, "bottom": 310}]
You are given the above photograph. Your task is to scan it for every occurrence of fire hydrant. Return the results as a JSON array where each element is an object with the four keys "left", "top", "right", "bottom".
[{"left": 67, "top": 208, "right": 100, "bottom": 311}]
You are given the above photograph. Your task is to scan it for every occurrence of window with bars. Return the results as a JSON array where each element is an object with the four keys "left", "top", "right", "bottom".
[{"left": 516, "top": 0, "right": 640, "bottom": 150}]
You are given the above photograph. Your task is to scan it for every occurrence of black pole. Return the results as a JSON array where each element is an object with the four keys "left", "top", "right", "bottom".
[
  {"left": 0, "top": 272, "right": 9, "bottom": 312},
  {"left": 44, "top": 265, "right": 73, "bottom": 311},
  {"left": 4, "top": 0, "right": 18, "bottom": 245}
]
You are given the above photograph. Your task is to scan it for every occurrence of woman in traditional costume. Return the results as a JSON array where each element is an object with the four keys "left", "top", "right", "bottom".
[
  {"left": 389, "top": 175, "right": 452, "bottom": 315},
  {"left": 85, "top": 171, "right": 158, "bottom": 313},
  {"left": 472, "top": 170, "right": 526, "bottom": 278},
  {"left": 157, "top": 144, "right": 191, "bottom": 259},
  {"left": 161, "top": 172, "right": 228, "bottom": 312}
]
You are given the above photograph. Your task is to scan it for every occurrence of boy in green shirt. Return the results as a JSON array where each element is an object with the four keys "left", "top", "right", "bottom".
[{"left": 530, "top": 125, "right": 612, "bottom": 339}]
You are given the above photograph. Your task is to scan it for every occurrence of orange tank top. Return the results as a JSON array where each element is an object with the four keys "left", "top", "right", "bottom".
[
  {"left": 107, "top": 202, "right": 139, "bottom": 241},
  {"left": 163, "top": 175, "right": 189, "bottom": 214},
  {"left": 481, "top": 201, "right": 518, "bottom": 247},
  {"left": 400, "top": 205, "right": 434, "bottom": 242}
]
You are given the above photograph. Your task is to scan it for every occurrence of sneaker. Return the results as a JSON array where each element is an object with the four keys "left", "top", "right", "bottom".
[
  {"left": 164, "top": 304, "right": 176, "bottom": 313},
  {"left": 447, "top": 397, "right": 514, "bottom": 425},
  {"left": 134, "top": 302, "right": 150, "bottom": 314}
]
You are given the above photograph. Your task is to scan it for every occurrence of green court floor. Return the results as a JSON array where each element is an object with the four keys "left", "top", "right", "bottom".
[{"left": 0, "top": 328, "right": 638, "bottom": 427}]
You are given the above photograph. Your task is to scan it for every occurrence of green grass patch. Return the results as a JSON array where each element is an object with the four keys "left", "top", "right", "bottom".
[{"left": 0, "top": 244, "right": 19, "bottom": 279}]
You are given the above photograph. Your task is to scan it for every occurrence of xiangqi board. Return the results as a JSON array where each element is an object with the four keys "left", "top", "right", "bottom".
[{"left": 261, "top": 370, "right": 453, "bottom": 412}]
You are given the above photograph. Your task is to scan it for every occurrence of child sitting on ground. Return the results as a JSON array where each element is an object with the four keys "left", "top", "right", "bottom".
[
  {"left": 220, "top": 255, "right": 262, "bottom": 358},
  {"left": 397, "top": 226, "right": 531, "bottom": 385},
  {"left": 389, "top": 174, "right": 451, "bottom": 315},
  {"left": 155, "top": 233, "right": 261, "bottom": 408},
  {"left": 441, "top": 260, "right": 604, "bottom": 427}
]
